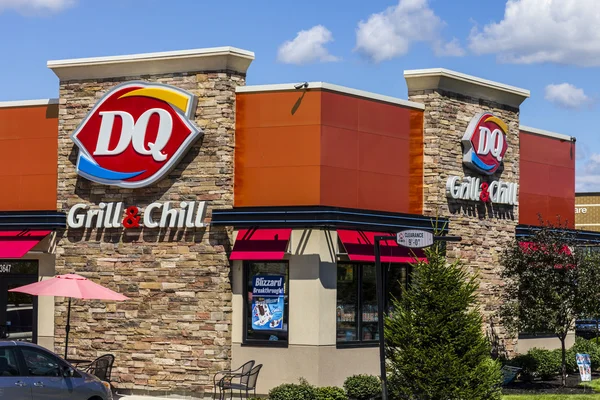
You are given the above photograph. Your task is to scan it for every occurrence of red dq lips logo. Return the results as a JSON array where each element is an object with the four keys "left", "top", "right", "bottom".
[
  {"left": 461, "top": 112, "right": 508, "bottom": 175},
  {"left": 71, "top": 82, "right": 202, "bottom": 188}
]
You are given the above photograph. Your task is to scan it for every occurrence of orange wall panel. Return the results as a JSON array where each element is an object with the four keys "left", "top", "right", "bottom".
[
  {"left": 236, "top": 91, "right": 321, "bottom": 128},
  {"left": 235, "top": 92, "right": 322, "bottom": 207},
  {"left": 236, "top": 166, "right": 321, "bottom": 206},
  {"left": 519, "top": 131, "right": 575, "bottom": 227},
  {"left": 408, "top": 110, "right": 424, "bottom": 215},
  {"left": 0, "top": 104, "right": 58, "bottom": 211},
  {"left": 235, "top": 89, "right": 417, "bottom": 214}
]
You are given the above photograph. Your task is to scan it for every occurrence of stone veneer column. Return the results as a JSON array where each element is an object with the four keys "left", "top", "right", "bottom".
[
  {"left": 48, "top": 47, "right": 254, "bottom": 398},
  {"left": 405, "top": 69, "right": 530, "bottom": 355}
]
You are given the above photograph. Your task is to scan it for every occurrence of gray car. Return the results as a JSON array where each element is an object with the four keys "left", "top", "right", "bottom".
[{"left": 0, "top": 341, "right": 112, "bottom": 400}]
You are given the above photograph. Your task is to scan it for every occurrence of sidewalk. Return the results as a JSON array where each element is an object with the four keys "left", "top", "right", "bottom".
[{"left": 115, "top": 395, "right": 208, "bottom": 400}]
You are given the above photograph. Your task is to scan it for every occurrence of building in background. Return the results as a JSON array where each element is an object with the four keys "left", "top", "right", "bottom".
[{"left": 575, "top": 193, "right": 600, "bottom": 232}]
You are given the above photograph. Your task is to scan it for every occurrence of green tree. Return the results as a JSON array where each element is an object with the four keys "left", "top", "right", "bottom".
[
  {"left": 385, "top": 242, "right": 502, "bottom": 400},
  {"left": 499, "top": 220, "right": 600, "bottom": 386}
]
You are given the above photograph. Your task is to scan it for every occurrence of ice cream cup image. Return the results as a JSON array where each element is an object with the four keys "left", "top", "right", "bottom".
[{"left": 270, "top": 319, "right": 281, "bottom": 328}]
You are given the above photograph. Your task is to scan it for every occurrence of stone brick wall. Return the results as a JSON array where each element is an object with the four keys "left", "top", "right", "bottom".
[
  {"left": 408, "top": 89, "right": 520, "bottom": 356},
  {"left": 56, "top": 71, "right": 244, "bottom": 398}
]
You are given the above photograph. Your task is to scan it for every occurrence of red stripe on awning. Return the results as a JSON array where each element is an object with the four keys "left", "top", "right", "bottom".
[
  {"left": 230, "top": 228, "right": 292, "bottom": 260},
  {"left": 0, "top": 230, "right": 51, "bottom": 258},
  {"left": 337, "top": 229, "right": 427, "bottom": 263}
]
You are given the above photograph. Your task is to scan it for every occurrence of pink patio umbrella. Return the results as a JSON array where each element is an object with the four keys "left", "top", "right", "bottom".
[{"left": 9, "top": 273, "right": 129, "bottom": 359}]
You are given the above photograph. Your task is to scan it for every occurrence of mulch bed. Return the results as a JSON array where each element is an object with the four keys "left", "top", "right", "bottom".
[{"left": 503, "top": 373, "right": 600, "bottom": 395}]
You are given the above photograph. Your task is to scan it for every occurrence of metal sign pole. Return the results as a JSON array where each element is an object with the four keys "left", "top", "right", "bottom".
[
  {"left": 374, "top": 232, "right": 461, "bottom": 400},
  {"left": 374, "top": 236, "right": 391, "bottom": 400}
]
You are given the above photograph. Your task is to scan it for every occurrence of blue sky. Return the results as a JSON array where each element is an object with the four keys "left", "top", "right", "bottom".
[{"left": 1, "top": 0, "right": 599, "bottom": 191}]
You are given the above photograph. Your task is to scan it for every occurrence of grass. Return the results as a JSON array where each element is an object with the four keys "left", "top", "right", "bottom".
[
  {"left": 504, "top": 397, "right": 600, "bottom": 400},
  {"left": 502, "top": 377, "right": 600, "bottom": 398},
  {"left": 582, "top": 378, "right": 600, "bottom": 392}
]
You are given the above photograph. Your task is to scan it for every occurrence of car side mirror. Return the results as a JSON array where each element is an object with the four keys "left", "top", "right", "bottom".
[{"left": 61, "top": 366, "right": 75, "bottom": 378}]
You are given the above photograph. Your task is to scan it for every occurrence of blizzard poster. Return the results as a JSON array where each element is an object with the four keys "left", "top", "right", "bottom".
[{"left": 251, "top": 275, "right": 284, "bottom": 330}]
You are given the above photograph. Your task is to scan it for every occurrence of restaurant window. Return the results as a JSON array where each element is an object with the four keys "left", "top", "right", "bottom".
[
  {"left": 337, "top": 263, "right": 409, "bottom": 346},
  {"left": 244, "top": 261, "right": 289, "bottom": 346}
]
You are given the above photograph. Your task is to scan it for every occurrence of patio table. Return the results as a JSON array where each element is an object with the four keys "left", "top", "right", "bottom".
[{"left": 66, "top": 358, "right": 92, "bottom": 368}]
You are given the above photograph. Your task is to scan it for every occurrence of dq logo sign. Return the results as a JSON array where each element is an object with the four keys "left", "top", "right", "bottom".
[
  {"left": 71, "top": 82, "right": 202, "bottom": 188},
  {"left": 461, "top": 112, "right": 508, "bottom": 175}
]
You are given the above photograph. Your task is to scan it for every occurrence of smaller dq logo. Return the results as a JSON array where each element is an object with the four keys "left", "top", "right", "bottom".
[
  {"left": 71, "top": 81, "right": 202, "bottom": 188},
  {"left": 462, "top": 112, "right": 508, "bottom": 175}
]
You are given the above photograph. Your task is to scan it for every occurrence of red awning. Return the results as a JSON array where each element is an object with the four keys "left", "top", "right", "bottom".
[
  {"left": 337, "top": 229, "right": 427, "bottom": 263},
  {"left": 0, "top": 230, "right": 51, "bottom": 258},
  {"left": 230, "top": 228, "right": 292, "bottom": 260}
]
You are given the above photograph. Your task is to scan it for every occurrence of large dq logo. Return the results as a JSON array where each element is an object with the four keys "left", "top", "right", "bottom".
[
  {"left": 461, "top": 112, "right": 508, "bottom": 175},
  {"left": 71, "top": 82, "right": 202, "bottom": 188}
]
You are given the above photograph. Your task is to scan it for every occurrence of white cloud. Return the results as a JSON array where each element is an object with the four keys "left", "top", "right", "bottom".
[
  {"left": 469, "top": 0, "right": 600, "bottom": 66},
  {"left": 0, "top": 0, "right": 75, "bottom": 14},
  {"left": 277, "top": 25, "right": 339, "bottom": 65},
  {"left": 577, "top": 152, "right": 600, "bottom": 192},
  {"left": 545, "top": 83, "right": 591, "bottom": 109},
  {"left": 577, "top": 142, "right": 590, "bottom": 162},
  {"left": 433, "top": 38, "right": 466, "bottom": 57},
  {"left": 355, "top": 0, "right": 464, "bottom": 63}
]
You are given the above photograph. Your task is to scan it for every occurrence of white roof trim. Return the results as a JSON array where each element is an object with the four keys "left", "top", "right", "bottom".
[
  {"left": 519, "top": 125, "right": 573, "bottom": 141},
  {"left": 236, "top": 82, "right": 425, "bottom": 110},
  {"left": 404, "top": 68, "right": 530, "bottom": 108},
  {"left": 0, "top": 99, "right": 58, "bottom": 108},
  {"left": 47, "top": 46, "right": 255, "bottom": 81}
]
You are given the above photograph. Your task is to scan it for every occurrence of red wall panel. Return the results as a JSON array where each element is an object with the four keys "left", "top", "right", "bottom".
[
  {"left": 320, "top": 91, "right": 416, "bottom": 214},
  {"left": 519, "top": 131, "right": 575, "bottom": 227}
]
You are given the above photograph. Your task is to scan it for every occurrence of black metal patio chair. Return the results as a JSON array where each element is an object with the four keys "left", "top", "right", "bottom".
[
  {"left": 219, "top": 364, "right": 262, "bottom": 400},
  {"left": 84, "top": 354, "right": 115, "bottom": 382},
  {"left": 213, "top": 360, "right": 255, "bottom": 400}
]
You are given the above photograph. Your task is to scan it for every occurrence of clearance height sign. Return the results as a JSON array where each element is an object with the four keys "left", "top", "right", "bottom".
[{"left": 575, "top": 194, "right": 600, "bottom": 232}]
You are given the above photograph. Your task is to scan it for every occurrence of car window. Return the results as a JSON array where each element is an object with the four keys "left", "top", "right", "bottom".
[
  {"left": 0, "top": 347, "right": 21, "bottom": 376},
  {"left": 21, "top": 347, "right": 62, "bottom": 377}
]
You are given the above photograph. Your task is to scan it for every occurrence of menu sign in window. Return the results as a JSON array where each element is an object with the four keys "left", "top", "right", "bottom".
[{"left": 251, "top": 275, "right": 285, "bottom": 331}]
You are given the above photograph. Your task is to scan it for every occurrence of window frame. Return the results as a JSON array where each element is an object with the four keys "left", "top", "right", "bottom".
[
  {"left": 242, "top": 260, "right": 289, "bottom": 348},
  {"left": 336, "top": 262, "right": 412, "bottom": 349}
]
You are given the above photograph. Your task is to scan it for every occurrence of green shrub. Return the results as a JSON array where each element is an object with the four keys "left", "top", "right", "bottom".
[
  {"left": 315, "top": 386, "right": 347, "bottom": 400},
  {"left": 507, "top": 353, "right": 536, "bottom": 380},
  {"left": 507, "top": 338, "right": 600, "bottom": 380},
  {"left": 343, "top": 375, "right": 381, "bottom": 399},
  {"left": 269, "top": 378, "right": 316, "bottom": 400},
  {"left": 569, "top": 337, "right": 600, "bottom": 372},
  {"left": 526, "top": 348, "right": 562, "bottom": 380}
]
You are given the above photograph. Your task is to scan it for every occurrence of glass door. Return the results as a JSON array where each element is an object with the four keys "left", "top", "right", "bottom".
[{"left": 0, "top": 260, "right": 39, "bottom": 343}]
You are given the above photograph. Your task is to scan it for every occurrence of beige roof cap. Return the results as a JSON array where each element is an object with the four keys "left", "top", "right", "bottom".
[
  {"left": 48, "top": 46, "right": 255, "bottom": 81},
  {"left": 404, "top": 68, "right": 530, "bottom": 108}
]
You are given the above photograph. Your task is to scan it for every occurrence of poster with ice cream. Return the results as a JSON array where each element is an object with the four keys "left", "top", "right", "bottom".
[
  {"left": 577, "top": 353, "right": 592, "bottom": 382},
  {"left": 251, "top": 275, "right": 285, "bottom": 330}
]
